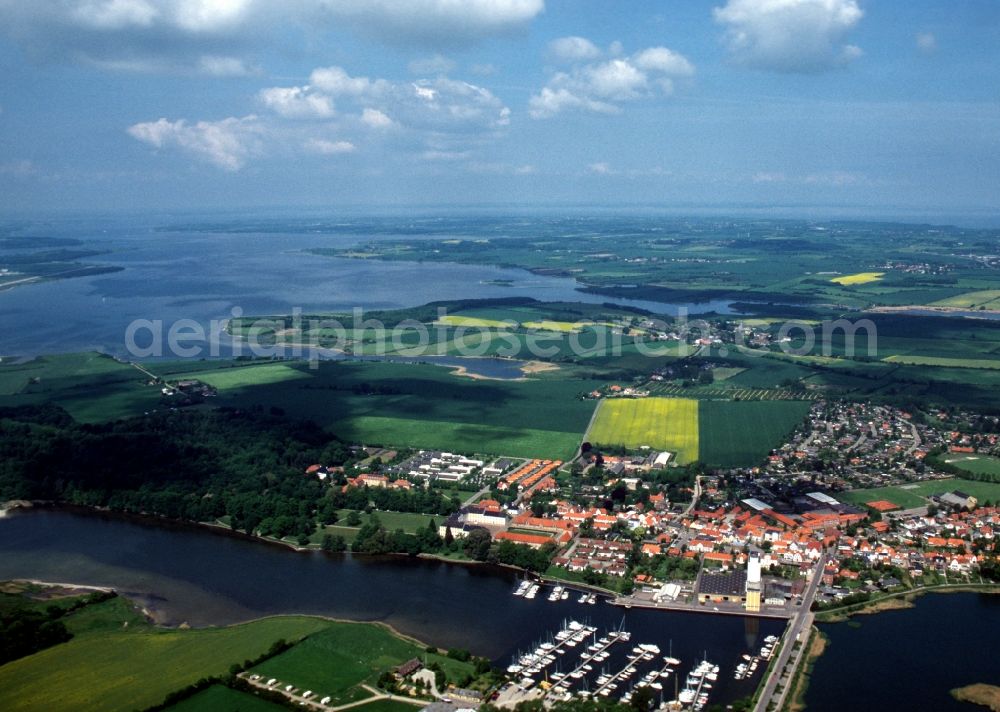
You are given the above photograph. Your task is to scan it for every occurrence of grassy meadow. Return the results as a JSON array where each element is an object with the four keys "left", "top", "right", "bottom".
[
  {"left": 168, "top": 685, "right": 287, "bottom": 712},
  {"left": 250, "top": 622, "right": 473, "bottom": 707},
  {"left": 0, "top": 595, "right": 330, "bottom": 712}
]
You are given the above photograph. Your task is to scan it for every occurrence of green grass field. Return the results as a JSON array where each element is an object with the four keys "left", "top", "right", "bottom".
[
  {"left": 883, "top": 355, "right": 1000, "bottom": 370},
  {"left": 349, "top": 700, "right": 422, "bottom": 712},
  {"left": 587, "top": 398, "right": 699, "bottom": 464},
  {"left": 932, "top": 290, "right": 1000, "bottom": 309},
  {"left": 941, "top": 454, "right": 1000, "bottom": 479},
  {"left": 0, "top": 599, "right": 331, "bottom": 712},
  {"left": 1, "top": 355, "right": 599, "bottom": 460},
  {"left": 250, "top": 622, "right": 472, "bottom": 707},
  {"left": 178, "top": 363, "right": 312, "bottom": 389},
  {"left": 168, "top": 685, "right": 287, "bottom": 712},
  {"left": 0, "top": 352, "right": 158, "bottom": 421},
  {"left": 698, "top": 400, "right": 811, "bottom": 468},
  {"left": 837, "top": 478, "right": 1000, "bottom": 509},
  {"left": 194, "top": 360, "right": 600, "bottom": 459}
]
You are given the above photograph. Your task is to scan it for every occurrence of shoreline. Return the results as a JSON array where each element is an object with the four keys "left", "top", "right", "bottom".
[
  {"left": 866, "top": 304, "right": 1000, "bottom": 317},
  {"left": 0, "top": 577, "right": 443, "bottom": 655},
  {"left": 814, "top": 582, "right": 1000, "bottom": 623}
]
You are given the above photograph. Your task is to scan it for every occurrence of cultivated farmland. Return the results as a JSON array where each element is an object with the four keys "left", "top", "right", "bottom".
[
  {"left": 698, "top": 400, "right": 811, "bottom": 468},
  {"left": 586, "top": 398, "right": 699, "bottom": 464},
  {"left": 829, "top": 272, "right": 885, "bottom": 286}
]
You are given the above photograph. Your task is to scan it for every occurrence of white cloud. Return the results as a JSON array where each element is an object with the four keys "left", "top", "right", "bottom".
[
  {"left": 632, "top": 47, "right": 695, "bottom": 76},
  {"left": 173, "top": 0, "right": 252, "bottom": 33},
  {"left": 305, "top": 138, "right": 356, "bottom": 155},
  {"left": 129, "top": 66, "right": 509, "bottom": 170},
  {"left": 752, "top": 171, "right": 787, "bottom": 183},
  {"left": 548, "top": 36, "right": 602, "bottom": 62},
  {"left": 408, "top": 54, "right": 455, "bottom": 75},
  {"left": 312, "top": 0, "right": 544, "bottom": 46},
  {"left": 529, "top": 40, "right": 695, "bottom": 118},
  {"left": 0, "top": 0, "right": 543, "bottom": 74},
  {"left": 587, "top": 162, "right": 615, "bottom": 175},
  {"left": 127, "top": 115, "right": 261, "bottom": 170},
  {"left": 198, "top": 55, "right": 256, "bottom": 76},
  {"left": 713, "top": 0, "right": 864, "bottom": 73},
  {"left": 528, "top": 88, "right": 618, "bottom": 119},
  {"left": 258, "top": 86, "right": 335, "bottom": 119},
  {"left": 309, "top": 66, "right": 382, "bottom": 97},
  {"left": 70, "top": 0, "right": 158, "bottom": 29},
  {"left": 421, "top": 149, "right": 471, "bottom": 161},
  {"left": 361, "top": 108, "right": 394, "bottom": 128},
  {"left": 584, "top": 59, "right": 648, "bottom": 100},
  {"left": 915, "top": 32, "right": 936, "bottom": 54}
]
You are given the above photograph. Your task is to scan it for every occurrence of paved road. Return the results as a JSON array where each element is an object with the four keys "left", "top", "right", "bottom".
[
  {"left": 682, "top": 475, "right": 703, "bottom": 517},
  {"left": 753, "top": 553, "right": 826, "bottom": 712}
]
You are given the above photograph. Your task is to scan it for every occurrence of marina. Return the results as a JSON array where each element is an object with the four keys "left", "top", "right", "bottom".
[{"left": 498, "top": 613, "right": 765, "bottom": 711}]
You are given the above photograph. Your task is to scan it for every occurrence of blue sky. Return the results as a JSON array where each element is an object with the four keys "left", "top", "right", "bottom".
[{"left": 1, "top": 0, "right": 998, "bottom": 219}]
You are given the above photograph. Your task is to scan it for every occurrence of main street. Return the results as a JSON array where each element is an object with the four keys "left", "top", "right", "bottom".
[{"left": 753, "top": 553, "right": 827, "bottom": 712}]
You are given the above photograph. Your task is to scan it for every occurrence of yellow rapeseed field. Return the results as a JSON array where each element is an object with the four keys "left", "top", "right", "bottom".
[
  {"left": 829, "top": 271, "right": 885, "bottom": 285},
  {"left": 586, "top": 397, "right": 699, "bottom": 464}
]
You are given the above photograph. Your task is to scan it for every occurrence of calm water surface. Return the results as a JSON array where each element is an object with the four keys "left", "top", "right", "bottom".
[
  {"left": 806, "top": 592, "right": 1000, "bottom": 712},
  {"left": 0, "top": 219, "right": 735, "bottom": 357},
  {"left": 0, "top": 509, "right": 779, "bottom": 705}
]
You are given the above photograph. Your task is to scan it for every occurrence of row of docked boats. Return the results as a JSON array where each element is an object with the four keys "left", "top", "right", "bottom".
[
  {"left": 733, "top": 634, "right": 779, "bottom": 681},
  {"left": 513, "top": 580, "right": 540, "bottom": 599},
  {"left": 676, "top": 658, "right": 718, "bottom": 710},
  {"left": 512, "top": 579, "right": 598, "bottom": 604}
]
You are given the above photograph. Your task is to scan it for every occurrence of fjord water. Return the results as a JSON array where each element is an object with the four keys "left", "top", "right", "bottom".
[
  {"left": 806, "top": 592, "right": 1000, "bottom": 712},
  {"left": 0, "top": 509, "right": 779, "bottom": 705},
  {"left": 0, "top": 217, "right": 734, "bottom": 357}
]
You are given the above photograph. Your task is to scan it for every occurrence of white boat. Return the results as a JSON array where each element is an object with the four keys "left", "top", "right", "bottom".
[
  {"left": 513, "top": 580, "right": 530, "bottom": 596},
  {"left": 664, "top": 656, "right": 682, "bottom": 666}
]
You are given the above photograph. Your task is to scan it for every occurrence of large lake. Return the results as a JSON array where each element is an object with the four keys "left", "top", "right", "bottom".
[
  {"left": 806, "top": 592, "right": 1000, "bottom": 711},
  {"left": 0, "top": 217, "right": 735, "bottom": 357},
  {"left": 0, "top": 508, "right": 780, "bottom": 706}
]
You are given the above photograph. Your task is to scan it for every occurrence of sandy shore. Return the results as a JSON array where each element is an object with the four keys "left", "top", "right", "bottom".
[{"left": 952, "top": 684, "right": 1000, "bottom": 711}]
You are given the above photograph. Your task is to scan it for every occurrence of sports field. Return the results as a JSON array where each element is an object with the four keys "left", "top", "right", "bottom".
[
  {"left": 837, "top": 478, "right": 1000, "bottom": 509},
  {"left": 587, "top": 397, "right": 699, "bottom": 464},
  {"left": 830, "top": 272, "right": 884, "bottom": 285},
  {"left": 586, "top": 397, "right": 809, "bottom": 467},
  {"left": 941, "top": 454, "right": 1000, "bottom": 479}
]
